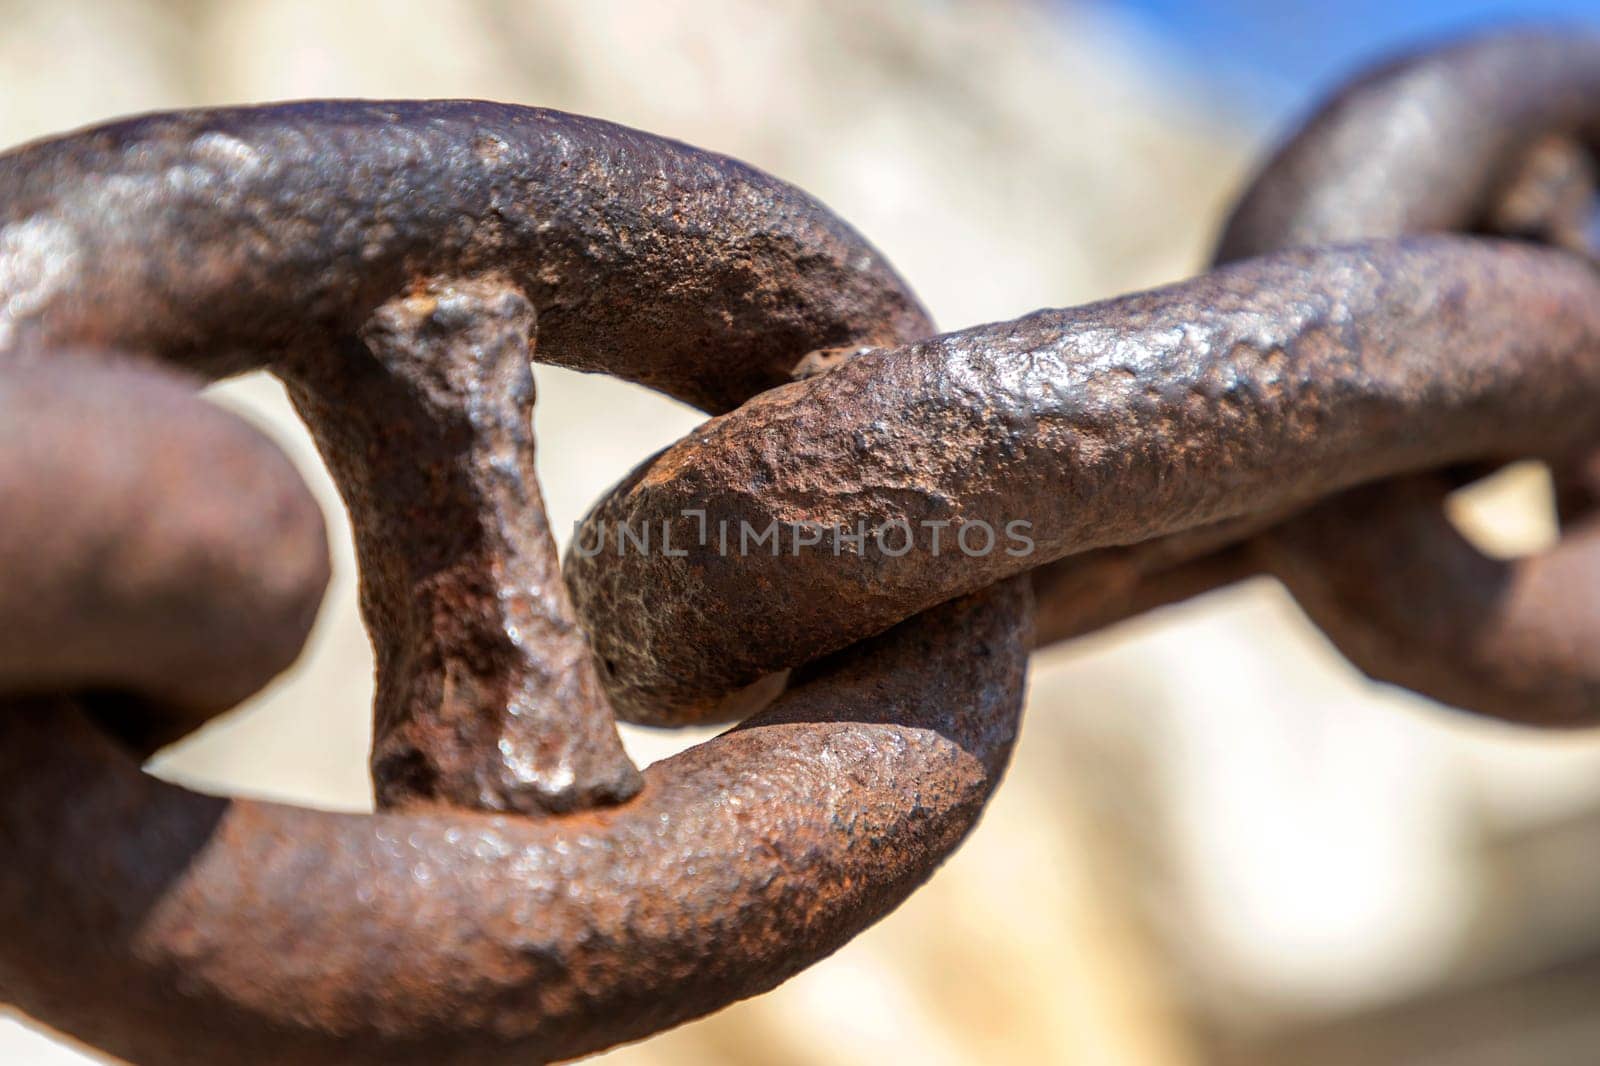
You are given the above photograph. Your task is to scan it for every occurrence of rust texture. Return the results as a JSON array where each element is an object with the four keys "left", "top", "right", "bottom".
[
  {"left": 0, "top": 357, "right": 330, "bottom": 749},
  {"left": 0, "top": 102, "right": 1023, "bottom": 1064},
  {"left": 0, "top": 582, "right": 1029, "bottom": 1065},
  {"left": 3, "top": 27, "right": 1600, "bottom": 1066},
  {"left": 1215, "top": 31, "right": 1600, "bottom": 724},
  {"left": 1032, "top": 30, "right": 1600, "bottom": 656},
  {"left": 569, "top": 238, "right": 1600, "bottom": 723},
  {"left": 571, "top": 28, "right": 1600, "bottom": 727},
  {"left": 0, "top": 101, "right": 932, "bottom": 813}
]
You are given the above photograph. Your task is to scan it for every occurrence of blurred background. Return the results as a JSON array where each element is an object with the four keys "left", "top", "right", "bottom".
[{"left": 6, "top": 1, "right": 1600, "bottom": 1063}]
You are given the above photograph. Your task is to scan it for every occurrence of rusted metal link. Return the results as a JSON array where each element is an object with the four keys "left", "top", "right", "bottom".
[
  {"left": 1258, "top": 478, "right": 1600, "bottom": 726},
  {"left": 571, "top": 28, "right": 1600, "bottom": 727},
  {"left": 0, "top": 357, "right": 329, "bottom": 749},
  {"left": 569, "top": 236, "right": 1600, "bottom": 724},
  {"left": 0, "top": 103, "right": 1032, "bottom": 1064},
  {"left": 1215, "top": 31, "right": 1600, "bottom": 261},
  {"left": 0, "top": 581, "right": 1029, "bottom": 1065},
  {"left": 1026, "top": 30, "right": 1600, "bottom": 660},
  {"left": 971, "top": 30, "right": 1600, "bottom": 708},
  {"left": 1214, "top": 30, "right": 1600, "bottom": 724},
  {"left": 1033, "top": 29, "right": 1600, "bottom": 704},
  {"left": 0, "top": 100, "right": 931, "bottom": 813}
]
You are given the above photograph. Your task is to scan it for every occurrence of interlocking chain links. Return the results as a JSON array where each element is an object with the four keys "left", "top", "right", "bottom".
[
  {"left": 1031, "top": 30, "right": 1600, "bottom": 658},
  {"left": 1001, "top": 30, "right": 1600, "bottom": 716},
  {"left": 0, "top": 102, "right": 932, "bottom": 815},
  {"left": 4, "top": 26, "right": 1600, "bottom": 1066},
  {"left": 1218, "top": 31, "right": 1600, "bottom": 724},
  {"left": 571, "top": 238, "right": 1600, "bottom": 723},
  {"left": 568, "top": 29, "right": 1600, "bottom": 727},
  {"left": 0, "top": 586, "right": 1027, "bottom": 1066},
  {"left": 0, "top": 105, "right": 1032, "bottom": 1064}
]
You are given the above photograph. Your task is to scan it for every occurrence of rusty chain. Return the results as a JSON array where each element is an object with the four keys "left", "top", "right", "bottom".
[{"left": 1, "top": 26, "right": 1598, "bottom": 1065}]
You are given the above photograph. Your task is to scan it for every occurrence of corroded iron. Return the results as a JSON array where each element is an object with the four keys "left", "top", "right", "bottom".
[
  {"left": 0, "top": 583, "right": 1029, "bottom": 1065},
  {"left": 1034, "top": 30, "right": 1600, "bottom": 665},
  {"left": 0, "top": 101, "right": 932, "bottom": 814},
  {"left": 570, "top": 28, "right": 1600, "bottom": 727},
  {"left": 4, "top": 27, "right": 1600, "bottom": 1066},
  {"left": 570, "top": 237, "right": 1600, "bottom": 723},
  {"left": 0, "top": 104, "right": 1023, "bottom": 1064},
  {"left": 1218, "top": 30, "right": 1600, "bottom": 724},
  {"left": 1039, "top": 30, "right": 1600, "bottom": 719}
]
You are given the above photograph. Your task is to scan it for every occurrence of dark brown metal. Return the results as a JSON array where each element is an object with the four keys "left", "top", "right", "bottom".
[
  {"left": 1258, "top": 478, "right": 1600, "bottom": 726},
  {"left": 7, "top": 27, "right": 1600, "bottom": 1066},
  {"left": 0, "top": 580, "right": 1030, "bottom": 1066},
  {"left": 0, "top": 356, "right": 329, "bottom": 750},
  {"left": 0, "top": 102, "right": 1029, "bottom": 1065},
  {"left": 1218, "top": 29, "right": 1600, "bottom": 724},
  {"left": 1214, "top": 31, "right": 1600, "bottom": 262},
  {"left": 569, "top": 237, "right": 1600, "bottom": 724},
  {"left": 1033, "top": 29, "right": 1600, "bottom": 693},
  {"left": 567, "top": 28, "right": 1600, "bottom": 729},
  {"left": 0, "top": 100, "right": 932, "bottom": 814}
]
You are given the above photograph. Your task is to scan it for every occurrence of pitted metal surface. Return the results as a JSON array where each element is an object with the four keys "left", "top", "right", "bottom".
[
  {"left": 1217, "top": 31, "right": 1600, "bottom": 723},
  {"left": 0, "top": 101, "right": 932, "bottom": 814},
  {"left": 0, "top": 581, "right": 1029, "bottom": 1065},
  {"left": 4, "top": 27, "right": 1600, "bottom": 1066},
  {"left": 569, "top": 238, "right": 1600, "bottom": 723}
]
